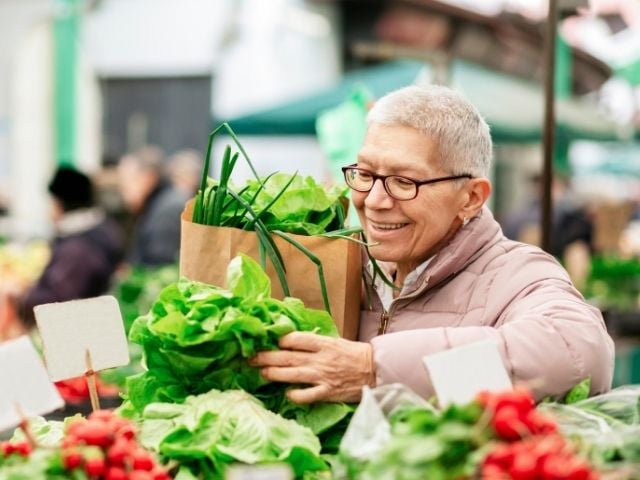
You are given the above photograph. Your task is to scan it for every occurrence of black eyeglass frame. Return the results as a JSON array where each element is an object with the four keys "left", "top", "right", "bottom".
[{"left": 341, "top": 164, "right": 473, "bottom": 201}]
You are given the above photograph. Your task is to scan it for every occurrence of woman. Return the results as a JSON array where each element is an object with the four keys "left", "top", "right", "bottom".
[
  {"left": 251, "top": 85, "right": 614, "bottom": 403},
  {"left": 17, "top": 166, "right": 124, "bottom": 327}
]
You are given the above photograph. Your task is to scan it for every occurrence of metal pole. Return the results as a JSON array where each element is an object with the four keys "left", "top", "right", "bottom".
[
  {"left": 53, "top": 0, "right": 79, "bottom": 166},
  {"left": 542, "top": 0, "right": 558, "bottom": 253}
]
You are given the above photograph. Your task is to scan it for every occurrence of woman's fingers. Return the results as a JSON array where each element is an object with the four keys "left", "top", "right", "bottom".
[
  {"left": 250, "top": 349, "right": 308, "bottom": 368},
  {"left": 287, "top": 384, "right": 331, "bottom": 405},
  {"left": 278, "top": 331, "right": 325, "bottom": 352},
  {"left": 260, "top": 365, "right": 317, "bottom": 384}
]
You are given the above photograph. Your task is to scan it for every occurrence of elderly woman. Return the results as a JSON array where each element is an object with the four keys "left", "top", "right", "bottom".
[{"left": 251, "top": 85, "right": 614, "bottom": 403}]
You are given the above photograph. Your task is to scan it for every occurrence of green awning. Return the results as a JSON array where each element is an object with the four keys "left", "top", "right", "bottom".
[
  {"left": 221, "top": 61, "right": 423, "bottom": 136},
  {"left": 222, "top": 60, "right": 629, "bottom": 143}
]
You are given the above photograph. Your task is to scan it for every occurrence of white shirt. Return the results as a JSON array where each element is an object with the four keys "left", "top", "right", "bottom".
[{"left": 368, "top": 257, "right": 434, "bottom": 311}]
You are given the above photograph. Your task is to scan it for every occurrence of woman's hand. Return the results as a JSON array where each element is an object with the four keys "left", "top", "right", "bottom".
[{"left": 250, "top": 332, "right": 376, "bottom": 404}]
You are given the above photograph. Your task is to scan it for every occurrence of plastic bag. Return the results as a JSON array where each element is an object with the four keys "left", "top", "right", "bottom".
[
  {"left": 338, "top": 383, "right": 432, "bottom": 462},
  {"left": 573, "top": 386, "right": 640, "bottom": 426},
  {"left": 539, "top": 386, "right": 640, "bottom": 468}
]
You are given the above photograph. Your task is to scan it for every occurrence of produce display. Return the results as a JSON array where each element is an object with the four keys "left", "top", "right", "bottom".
[
  {"left": 137, "top": 390, "right": 327, "bottom": 479},
  {"left": 336, "top": 386, "right": 598, "bottom": 480},
  {"left": 0, "top": 241, "right": 49, "bottom": 290},
  {"left": 583, "top": 256, "right": 640, "bottom": 312},
  {"left": 0, "top": 410, "right": 170, "bottom": 480},
  {"left": 4, "top": 256, "right": 640, "bottom": 478}
]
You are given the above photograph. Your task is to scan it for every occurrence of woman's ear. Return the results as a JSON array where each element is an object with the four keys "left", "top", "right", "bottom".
[{"left": 459, "top": 178, "right": 492, "bottom": 221}]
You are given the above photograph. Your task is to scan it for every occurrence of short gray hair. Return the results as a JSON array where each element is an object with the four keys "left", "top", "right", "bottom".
[{"left": 367, "top": 85, "right": 492, "bottom": 178}]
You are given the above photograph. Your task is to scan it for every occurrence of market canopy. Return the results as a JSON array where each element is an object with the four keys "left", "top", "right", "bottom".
[{"left": 222, "top": 60, "right": 628, "bottom": 143}]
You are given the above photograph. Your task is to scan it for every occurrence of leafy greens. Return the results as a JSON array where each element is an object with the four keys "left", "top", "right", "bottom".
[
  {"left": 123, "top": 254, "right": 353, "bottom": 447},
  {"left": 138, "top": 389, "right": 327, "bottom": 480}
]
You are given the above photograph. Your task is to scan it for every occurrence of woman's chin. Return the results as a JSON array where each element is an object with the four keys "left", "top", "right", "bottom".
[{"left": 368, "top": 243, "right": 403, "bottom": 263}]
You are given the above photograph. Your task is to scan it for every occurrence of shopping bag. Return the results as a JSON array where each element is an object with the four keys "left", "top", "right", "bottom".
[{"left": 179, "top": 201, "right": 362, "bottom": 339}]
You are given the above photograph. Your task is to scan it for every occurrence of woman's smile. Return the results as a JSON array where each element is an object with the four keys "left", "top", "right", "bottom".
[{"left": 366, "top": 219, "right": 411, "bottom": 240}]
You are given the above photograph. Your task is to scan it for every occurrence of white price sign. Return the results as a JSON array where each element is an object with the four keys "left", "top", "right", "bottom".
[
  {"left": 0, "top": 336, "right": 64, "bottom": 431},
  {"left": 423, "top": 340, "right": 512, "bottom": 406},
  {"left": 35, "top": 296, "right": 129, "bottom": 381}
]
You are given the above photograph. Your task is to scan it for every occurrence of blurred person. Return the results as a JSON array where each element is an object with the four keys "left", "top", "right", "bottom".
[
  {"left": 251, "top": 85, "right": 613, "bottom": 403},
  {"left": 117, "top": 146, "right": 188, "bottom": 267},
  {"left": 167, "top": 149, "right": 204, "bottom": 197},
  {"left": 502, "top": 173, "right": 594, "bottom": 290},
  {"left": 12, "top": 166, "right": 124, "bottom": 328}
]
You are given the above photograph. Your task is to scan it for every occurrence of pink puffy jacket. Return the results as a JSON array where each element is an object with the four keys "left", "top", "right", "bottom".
[{"left": 359, "top": 207, "right": 614, "bottom": 400}]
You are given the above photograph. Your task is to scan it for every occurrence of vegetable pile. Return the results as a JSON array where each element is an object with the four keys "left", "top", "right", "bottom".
[
  {"left": 59, "top": 409, "right": 171, "bottom": 480},
  {"left": 0, "top": 410, "right": 171, "bottom": 480},
  {"left": 479, "top": 389, "right": 596, "bottom": 479},
  {"left": 137, "top": 390, "right": 327, "bottom": 480},
  {"left": 55, "top": 377, "right": 119, "bottom": 405},
  {"left": 337, "top": 387, "right": 598, "bottom": 480},
  {"left": 0, "top": 241, "right": 49, "bottom": 290},
  {"left": 583, "top": 256, "right": 640, "bottom": 312},
  {"left": 125, "top": 254, "right": 336, "bottom": 410},
  {"left": 123, "top": 254, "right": 352, "bottom": 450}
]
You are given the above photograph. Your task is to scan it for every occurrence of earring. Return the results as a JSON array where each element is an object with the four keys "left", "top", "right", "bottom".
[{"left": 462, "top": 217, "right": 469, "bottom": 227}]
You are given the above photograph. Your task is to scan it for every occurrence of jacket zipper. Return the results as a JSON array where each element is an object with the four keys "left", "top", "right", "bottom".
[
  {"left": 378, "top": 311, "right": 390, "bottom": 335},
  {"left": 377, "top": 276, "right": 431, "bottom": 336}
]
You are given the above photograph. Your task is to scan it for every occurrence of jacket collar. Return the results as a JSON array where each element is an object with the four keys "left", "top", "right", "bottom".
[
  {"left": 56, "top": 208, "right": 104, "bottom": 237},
  {"left": 406, "top": 206, "right": 504, "bottom": 294}
]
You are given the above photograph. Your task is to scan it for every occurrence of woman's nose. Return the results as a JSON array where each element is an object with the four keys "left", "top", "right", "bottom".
[{"left": 364, "top": 179, "right": 394, "bottom": 208}]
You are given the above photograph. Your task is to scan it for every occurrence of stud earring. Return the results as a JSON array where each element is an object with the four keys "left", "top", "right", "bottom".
[{"left": 462, "top": 217, "right": 469, "bottom": 227}]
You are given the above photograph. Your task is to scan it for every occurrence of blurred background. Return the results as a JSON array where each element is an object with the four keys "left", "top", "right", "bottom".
[{"left": 1, "top": 0, "right": 640, "bottom": 384}]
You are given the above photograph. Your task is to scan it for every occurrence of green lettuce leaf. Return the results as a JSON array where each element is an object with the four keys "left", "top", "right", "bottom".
[
  {"left": 139, "top": 390, "right": 327, "bottom": 479},
  {"left": 226, "top": 254, "right": 271, "bottom": 301}
]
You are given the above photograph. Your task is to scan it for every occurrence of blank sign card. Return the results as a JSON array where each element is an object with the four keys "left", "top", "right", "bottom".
[
  {"left": 0, "top": 336, "right": 64, "bottom": 431},
  {"left": 423, "top": 340, "right": 512, "bottom": 406},
  {"left": 34, "top": 296, "right": 129, "bottom": 382}
]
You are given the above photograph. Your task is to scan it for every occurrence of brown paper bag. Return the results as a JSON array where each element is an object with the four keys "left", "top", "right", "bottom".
[{"left": 179, "top": 201, "right": 362, "bottom": 339}]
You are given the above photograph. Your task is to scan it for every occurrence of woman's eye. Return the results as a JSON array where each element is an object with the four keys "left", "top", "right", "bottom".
[
  {"left": 393, "top": 177, "right": 414, "bottom": 188},
  {"left": 357, "top": 171, "right": 373, "bottom": 181}
]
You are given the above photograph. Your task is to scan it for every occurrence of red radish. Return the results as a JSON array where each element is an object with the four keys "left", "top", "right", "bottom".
[
  {"left": 132, "top": 450, "right": 155, "bottom": 471},
  {"left": 62, "top": 450, "right": 84, "bottom": 470},
  {"left": 85, "top": 457, "right": 106, "bottom": 476}
]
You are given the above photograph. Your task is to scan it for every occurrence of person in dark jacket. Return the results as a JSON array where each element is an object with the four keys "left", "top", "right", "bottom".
[
  {"left": 19, "top": 166, "right": 125, "bottom": 326},
  {"left": 117, "top": 146, "right": 188, "bottom": 267}
]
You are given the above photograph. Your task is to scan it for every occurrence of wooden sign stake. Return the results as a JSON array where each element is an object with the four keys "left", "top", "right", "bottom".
[
  {"left": 14, "top": 403, "right": 37, "bottom": 449},
  {"left": 84, "top": 349, "right": 101, "bottom": 411}
]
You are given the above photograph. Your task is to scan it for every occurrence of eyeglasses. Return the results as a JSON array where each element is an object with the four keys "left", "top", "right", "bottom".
[{"left": 341, "top": 164, "right": 473, "bottom": 201}]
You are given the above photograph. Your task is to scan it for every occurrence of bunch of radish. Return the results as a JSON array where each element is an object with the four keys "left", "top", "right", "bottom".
[
  {"left": 478, "top": 388, "right": 598, "bottom": 480},
  {"left": 61, "top": 409, "right": 171, "bottom": 480}
]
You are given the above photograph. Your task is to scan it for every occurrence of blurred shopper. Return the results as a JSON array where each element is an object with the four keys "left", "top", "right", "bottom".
[
  {"left": 16, "top": 166, "right": 124, "bottom": 327},
  {"left": 167, "top": 149, "right": 203, "bottom": 197},
  {"left": 503, "top": 174, "right": 594, "bottom": 289},
  {"left": 117, "top": 146, "right": 188, "bottom": 266}
]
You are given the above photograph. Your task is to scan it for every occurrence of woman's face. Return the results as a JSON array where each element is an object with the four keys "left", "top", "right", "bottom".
[{"left": 353, "top": 123, "right": 467, "bottom": 270}]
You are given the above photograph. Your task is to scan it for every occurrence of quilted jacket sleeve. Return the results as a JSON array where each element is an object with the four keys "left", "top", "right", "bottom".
[{"left": 370, "top": 249, "right": 614, "bottom": 401}]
